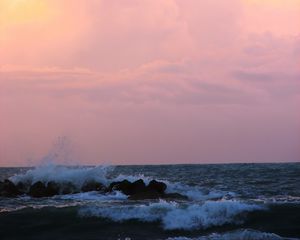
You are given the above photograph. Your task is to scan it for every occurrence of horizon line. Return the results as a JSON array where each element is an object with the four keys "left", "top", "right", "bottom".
[{"left": 1, "top": 160, "right": 299, "bottom": 168}]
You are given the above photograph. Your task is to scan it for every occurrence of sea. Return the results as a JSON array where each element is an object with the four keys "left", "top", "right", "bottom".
[{"left": 0, "top": 163, "right": 299, "bottom": 240}]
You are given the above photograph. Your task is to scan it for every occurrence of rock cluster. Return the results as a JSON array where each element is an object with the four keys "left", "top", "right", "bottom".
[
  {"left": 0, "top": 178, "right": 187, "bottom": 200},
  {"left": 0, "top": 179, "right": 20, "bottom": 197}
]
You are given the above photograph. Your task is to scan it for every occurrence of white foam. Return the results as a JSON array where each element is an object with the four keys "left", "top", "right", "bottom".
[
  {"left": 9, "top": 164, "right": 231, "bottom": 201},
  {"left": 57, "top": 191, "right": 127, "bottom": 201},
  {"left": 79, "top": 200, "right": 264, "bottom": 230},
  {"left": 166, "top": 229, "right": 290, "bottom": 240},
  {"left": 112, "top": 173, "right": 153, "bottom": 185},
  {"left": 9, "top": 165, "right": 237, "bottom": 203},
  {"left": 165, "top": 181, "right": 236, "bottom": 201},
  {"left": 253, "top": 195, "right": 300, "bottom": 204},
  {"left": 163, "top": 200, "right": 262, "bottom": 230},
  {"left": 79, "top": 199, "right": 175, "bottom": 222},
  {"left": 9, "top": 164, "right": 113, "bottom": 188},
  {"left": 110, "top": 174, "right": 216, "bottom": 201},
  {"left": 110, "top": 173, "right": 233, "bottom": 202}
]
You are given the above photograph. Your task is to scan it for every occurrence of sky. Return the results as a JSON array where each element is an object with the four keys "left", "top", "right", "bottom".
[{"left": 0, "top": 0, "right": 299, "bottom": 166}]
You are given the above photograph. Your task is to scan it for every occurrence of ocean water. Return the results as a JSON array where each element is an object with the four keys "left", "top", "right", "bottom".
[{"left": 0, "top": 163, "right": 299, "bottom": 240}]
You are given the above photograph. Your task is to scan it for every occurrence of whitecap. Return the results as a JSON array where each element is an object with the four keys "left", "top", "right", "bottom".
[
  {"left": 166, "top": 229, "right": 294, "bottom": 240},
  {"left": 9, "top": 164, "right": 234, "bottom": 202},
  {"left": 57, "top": 191, "right": 127, "bottom": 201},
  {"left": 79, "top": 200, "right": 264, "bottom": 230},
  {"left": 9, "top": 164, "right": 113, "bottom": 188}
]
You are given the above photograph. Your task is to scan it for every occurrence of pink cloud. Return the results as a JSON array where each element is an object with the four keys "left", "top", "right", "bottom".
[{"left": 0, "top": 0, "right": 299, "bottom": 166}]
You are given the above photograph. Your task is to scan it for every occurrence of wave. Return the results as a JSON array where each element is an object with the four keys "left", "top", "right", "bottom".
[
  {"left": 165, "top": 181, "right": 236, "bottom": 201},
  {"left": 1, "top": 201, "right": 299, "bottom": 239},
  {"left": 252, "top": 195, "right": 300, "bottom": 204},
  {"left": 56, "top": 191, "right": 127, "bottom": 201},
  {"left": 79, "top": 199, "right": 264, "bottom": 230},
  {"left": 8, "top": 164, "right": 235, "bottom": 201},
  {"left": 9, "top": 164, "right": 114, "bottom": 188},
  {"left": 0, "top": 191, "right": 129, "bottom": 213},
  {"left": 166, "top": 229, "right": 299, "bottom": 240}
]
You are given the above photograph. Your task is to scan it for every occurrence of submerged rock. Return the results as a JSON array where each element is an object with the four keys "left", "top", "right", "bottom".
[
  {"left": 28, "top": 181, "right": 61, "bottom": 197},
  {"left": 163, "top": 192, "right": 188, "bottom": 200},
  {"left": 0, "top": 179, "right": 20, "bottom": 197},
  {"left": 108, "top": 178, "right": 186, "bottom": 200},
  {"left": 16, "top": 181, "right": 29, "bottom": 194},
  {"left": 60, "top": 182, "right": 78, "bottom": 195},
  {"left": 1, "top": 176, "right": 187, "bottom": 200},
  {"left": 128, "top": 190, "right": 160, "bottom": 200},
  {"left": 46, "top": 181, "right": 60, "bottom": 196},
  {"left": 81, "top": 181, "right": 105, "bottom": 192},
  {"left": 28, "top": 181, "right": 48, "bottom": 198},
  {"left": 128, "top": 191, "right": 188, "bottom": 201}
]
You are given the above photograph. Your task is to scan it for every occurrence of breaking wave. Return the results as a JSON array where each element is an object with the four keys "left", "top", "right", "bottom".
[
  {"left": 9, "top": 164, "right": 113, "bottom": 188},
  {"left": 8, "top": 164, "right": 232, "bottom": 201},
  {"left": 79, "top": 200, "right": 264, "bottom": 230},
  {"left": 166, "top": 229, "right": 297, "bottom": 240},
  {"left": 57, "top": 191, "right": 127, "bottom": 201},
  {"left": 2, "top": 163, "right": 300, "bottom": 239}
]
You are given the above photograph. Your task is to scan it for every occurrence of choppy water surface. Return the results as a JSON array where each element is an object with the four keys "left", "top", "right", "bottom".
[{"left": 0, "top": 163, "right": 299, "bottom": 240}]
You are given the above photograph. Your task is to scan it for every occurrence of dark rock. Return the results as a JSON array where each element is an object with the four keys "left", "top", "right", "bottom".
[
  {"left": 130, "top": 179, "right": 146, "bottom": 195},
  {"left": 29, "top": 181, "right": 62, "bottom": 197},
  {"left": 162, "top": 193, "right": 188, "bottom": 200},
  {"left": 109, "top": 179, "right": 171, "bottom": 199},
  {"left": 46, "top": 181, "right": 60, "bottom": 196},
  {"left": 0, "top": 179, "right": 20, "bottom": 197},
  {"left": 147, "top": 180, "right": 167, "bottom": 194},
  {"left": 128, "top": 190, "right": 161, "bottom": 200},
  {"left": 16, "top": 182, "right": 28, "bottom": 194},
  {"left": 28, "top": 181, "right": 47, "bottom": 198},
  {"left": 60, "top": 182, "right": 78, "bottom": 194},
  {"left": 108, "top": 180, "right": 132, "bottom": 195},
  {"left": 81, "top": 181, "right": 105, "bottom": 192},
  {"left": 109, "top": 179, "right": 146, "bottom": 195},
  {"left": 128, "top": 191, "right": 188, "bottom": 201}
]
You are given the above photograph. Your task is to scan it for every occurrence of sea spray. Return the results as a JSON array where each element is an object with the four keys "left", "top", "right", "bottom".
[
  {"left": 9, "top": 164, "right": 233, "bottom": 201},
  {"left": 9, "top": 164, "right": 114, "bottom": 188},
  {"left": 40, "top": 136, "right": 76, "bottom": 165}
]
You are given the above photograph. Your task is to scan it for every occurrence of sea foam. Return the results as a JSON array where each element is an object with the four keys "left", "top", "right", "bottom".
[
  {"left": 9, "top": 164, "right": 113, "bottom": 188},
  {"left": 166, "top": 229, "right": 288, "bottom": 240},
  {"left": 79, "top": 200, "right": 264, "bottom": 230},
  {"left": 9, "top": 165, "right": 232, "bottom": 201}
]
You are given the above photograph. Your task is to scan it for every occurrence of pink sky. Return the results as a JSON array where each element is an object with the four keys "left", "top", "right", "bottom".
[{"left": 0, "top": 0, "right": 300, "bottom": 166}]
